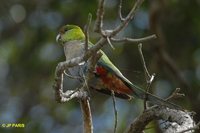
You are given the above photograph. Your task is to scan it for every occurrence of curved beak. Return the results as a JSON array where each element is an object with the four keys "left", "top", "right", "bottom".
[{"left": 56, "top": 34, "right": 61, "bottom": 43}]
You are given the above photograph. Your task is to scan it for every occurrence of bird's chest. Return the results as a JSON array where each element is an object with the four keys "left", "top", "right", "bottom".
[
  {"left": 63, "top": 41, "right": 84, "bottom": 60},
  {"left": 63, "top": 41, "right": 86, "bottom": 77}
]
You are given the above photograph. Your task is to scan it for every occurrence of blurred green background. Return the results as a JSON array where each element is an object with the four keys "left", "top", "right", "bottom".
[{"left": 0, "top": 0, "right": 200, "bottom": 132}]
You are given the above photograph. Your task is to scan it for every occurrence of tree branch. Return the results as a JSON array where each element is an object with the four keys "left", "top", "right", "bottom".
[
  {"left": 126, "top": 106, "right": 196, "bottom": 133},
  {"left": 111, "top": 34, "right": 157, "bottom": 43},
  {"left": 118, "top": 0, "right": 125, "bottom": 22},
  {"left": 137, "top": 43, "right": 156, "bottom": 110},
  {"left": 111, "top": 90, "right": 118, "bottom": 133},
  {"left": 138, "top": 43, "right": 151, "bottom": 81},
  {"left": 166, "top": 88, "right": 185, "bottom": 101},
  {"left": 111, "top": 0, "right": 145, "bottom": 37},
  {"left": 79, "top": 86, "right": 93, "bottom": 133},
  {"left": 94, "top": 0, "right": 105, "bottom": 34},
  {"left": 84, "top": 13, "right": 92, "bottom": 52}
]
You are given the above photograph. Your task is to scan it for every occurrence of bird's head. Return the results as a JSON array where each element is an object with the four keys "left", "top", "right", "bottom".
[{"left": 56, "top": 24, "right": 85, "bottom": 45}]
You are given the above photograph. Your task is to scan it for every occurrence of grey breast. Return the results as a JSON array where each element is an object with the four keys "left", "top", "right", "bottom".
[{"left": 63, "top": 40, "right": 86, "bottom": 77}]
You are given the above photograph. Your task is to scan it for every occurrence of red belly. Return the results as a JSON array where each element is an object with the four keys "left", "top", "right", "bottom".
[{"left": 96, "top": 66, "right": 133, "bottom": 94}]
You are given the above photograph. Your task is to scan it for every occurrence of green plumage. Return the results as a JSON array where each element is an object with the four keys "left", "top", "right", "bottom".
[{"left": 58, "top": 25, "right": 85, "bottom": 44}]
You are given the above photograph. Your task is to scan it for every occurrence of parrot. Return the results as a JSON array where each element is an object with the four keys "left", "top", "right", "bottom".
[{"left": 56, "top": 24, "right": 181, "bottom": 110}]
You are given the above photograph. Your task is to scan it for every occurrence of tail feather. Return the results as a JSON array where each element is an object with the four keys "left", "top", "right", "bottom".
[
  {"left": 131, "top": 84, "right": 182, "bottom": 110},
  {"left": 145, "top": 92, "right": 181, "bottom": 110}
]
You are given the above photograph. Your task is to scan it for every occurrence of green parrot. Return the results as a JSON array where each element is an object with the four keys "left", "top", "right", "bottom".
[{"left": 56, "top": 24, "right": 180, "bottom": 110}]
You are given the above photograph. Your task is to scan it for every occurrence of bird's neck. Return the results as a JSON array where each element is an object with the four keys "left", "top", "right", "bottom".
[{"left": 63, "top": 40, "right": 85, "bottom": 61}]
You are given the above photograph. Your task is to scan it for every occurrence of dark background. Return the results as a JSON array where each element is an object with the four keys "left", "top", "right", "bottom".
[{"left": 0, "top": 0, "right": 200, "bottom": 133}]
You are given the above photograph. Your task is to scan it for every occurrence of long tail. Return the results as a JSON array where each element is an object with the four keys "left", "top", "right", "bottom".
[{"left": 131, "top": 84, "right": 182, "bottom": 110}]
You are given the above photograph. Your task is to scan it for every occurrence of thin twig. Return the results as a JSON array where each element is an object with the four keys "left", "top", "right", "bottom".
[
  {"left": 107, "top": 37, "right": 115, "bottom": 50},
  {"left": 111, "top": 0, "right": 145, "bottom": 36},
  {"left": 64, "top": 70, "right": 81, "bottom": 79},
  {"left": 111, "top": 34, "right": 157, "bottom": 43},
  {"left": 166, "top": 88, "right": 185, "bottom": 101},
  {"left": 111, "top": 90, "right": 118, "bottom": 133},
  {"left": 84, "top": 13, "right": 92, "bottom": 52},
  {"left": 94, "top": 0, "right": 105, "bottom": 34},
  {"left": 92, "top": 0, "right": 146, "bottom": 58},
  {"left": 138, "top": 43, "right": 151, "bottom": 80},
  {"left": 138, "top": 43, "right": 155, "bottom": 110},
  {"left": 143, "top": 74, "right": 155, "bottom": 110},
  {"left": 81, "top": 69, "right": 91, "bottom": 96},
  {"left": 118, "top": 0, "right": 125, "bottom": 21}
]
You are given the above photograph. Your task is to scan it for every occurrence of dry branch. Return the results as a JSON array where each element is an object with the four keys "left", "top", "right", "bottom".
[
  {"left": 126, "top": 106, "right": 196, "bottom": 133},
  {"left": 94, "top": 0, "right": 105, "bottom": 33},
  {"left": 166, "top": 88, "right": 185, "bottom": 101},
  {"left": 111, "top": 34, "right": 157, "bottom": 43},
  {"left": 111, "top": 90, "right": 118, "bottom": 133},
  {"left": 118, "top": 0, "right": 125, "bottom": 21},
  {"left": 79, "top": 89, "right": 93, "bottom": 133},
  {"left": 137, "top": 43, "right": 156, "bottom": 110}
]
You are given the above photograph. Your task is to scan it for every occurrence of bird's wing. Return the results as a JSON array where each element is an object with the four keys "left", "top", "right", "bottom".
[{"left": 97, "top": 50, "right": 134, "bottom": 88}]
